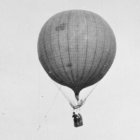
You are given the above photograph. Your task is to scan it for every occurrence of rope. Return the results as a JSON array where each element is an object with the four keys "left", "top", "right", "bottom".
[
  {"left": 80, "top": 83, "right": 98, "bottom": 106},
  {"left": 54, "top": 82, "right": 99, "bottom": 110},
  {"left": 53, "top": 82, "right": 76, "bottom": 109}
]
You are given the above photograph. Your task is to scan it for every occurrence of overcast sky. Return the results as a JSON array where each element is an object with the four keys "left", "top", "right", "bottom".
[{"left": 0, "top": 0, "right": 140, "bottom": 140}]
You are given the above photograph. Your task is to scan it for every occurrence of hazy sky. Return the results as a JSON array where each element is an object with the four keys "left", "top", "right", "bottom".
[{"left": 0, "top": 0, "right": 140, "bottom": 140}]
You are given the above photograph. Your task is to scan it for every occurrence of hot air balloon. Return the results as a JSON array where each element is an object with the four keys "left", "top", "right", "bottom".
[{"left": 38, "top": 10, "right": 116, "bottom": 127}]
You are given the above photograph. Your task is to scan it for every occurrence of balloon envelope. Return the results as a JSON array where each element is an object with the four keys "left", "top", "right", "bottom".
[{"left": 38, "top": 10, "right": 116, "bottom": 98}]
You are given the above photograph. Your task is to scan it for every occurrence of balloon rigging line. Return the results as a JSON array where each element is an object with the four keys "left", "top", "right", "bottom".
[
  {"left": 54, "top": 82, "right": 98, "bottom": 110},
  {"left": 81, "top": 83, "right": 98, "bottom": 106},
  {"left": 53, "top": 82, "right": 75, "bottom": 109}
]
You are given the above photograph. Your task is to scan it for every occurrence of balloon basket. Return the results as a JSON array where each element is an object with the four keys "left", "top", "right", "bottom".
[{"left": 72, "top": 112, "right": 83, "bottom": 127}]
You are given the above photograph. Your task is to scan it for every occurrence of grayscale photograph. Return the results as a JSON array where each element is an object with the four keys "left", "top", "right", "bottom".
[{"left": 0, "top": 0, "right": 140, "bottom": 140}]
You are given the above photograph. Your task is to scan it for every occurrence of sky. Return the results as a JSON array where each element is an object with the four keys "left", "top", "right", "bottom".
[{"left": 0, "top": 0, "right": 140, "bottom": 140}]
